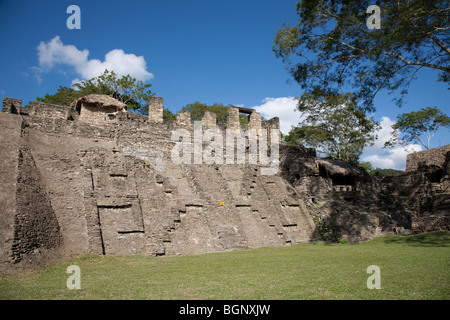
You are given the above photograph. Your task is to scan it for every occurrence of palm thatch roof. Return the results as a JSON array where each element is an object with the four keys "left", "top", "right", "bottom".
[
  {"left": 316, "top": 158, "right": 364, "bottom": 177},
  {"left": 71, "top": 94, "right": 127, "bottom": 111}
]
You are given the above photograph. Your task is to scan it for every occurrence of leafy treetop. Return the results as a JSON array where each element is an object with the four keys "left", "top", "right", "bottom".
[
  {"left": 36, "top": 69, "right": 155, "bottom": 115},
  {"left": 385, "top": 106, "right": 450, "bottom": 150},
  {"left": 283, "top": 92, "right": 379, "bottom": 164},
  {"left": 273, "top": 0, "right": 450, "bottom": 111}
]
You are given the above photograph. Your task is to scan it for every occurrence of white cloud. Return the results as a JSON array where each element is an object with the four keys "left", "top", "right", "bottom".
[
  {"left": 37, "top": 36, "right": 88, "bottom": 71},
  {"left": 252, "top": 97, "right": 302, "bottom": 134},
  {"left": 362, "top": 145, "right": 422, "bottom": 170},
  {"left": 363, "top": 116, "right": 396, "bottom": 153},
  {"left": 361, "top": 116, "right": 422, "bottom": 170},
  {"left": 36, "top": 36, "right": 153, "bottom": 82},
  {"left": 251, "top": 102, "right": 422, "bottom": 170}
]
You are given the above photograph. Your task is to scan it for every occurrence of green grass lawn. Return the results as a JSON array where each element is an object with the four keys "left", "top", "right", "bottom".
[{"left": 1, "top": 232, "right": 449, "bottom": 300}]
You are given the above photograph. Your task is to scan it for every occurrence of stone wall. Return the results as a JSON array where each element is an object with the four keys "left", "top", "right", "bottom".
[
  {"left": 11, "top": 147, "right": 62, "bottom": 262},
  {"left": 202, "top": 111, "right": 217, "bottom": 129},
  {"left": 1, "top": 95, "right": 448, "bottom": 266},
  {"left": 1, "top": 96, "right": 320, "bottom": 264},
  {"left": 0, "top": 113, "right": 23, "bottom": 267},
  {"left": 406, "top": 144, "right": 450, "bottom": 172},
  {"left": 78, "top": 104, "right": 120, "bottom": 124},
  {"left": 381, "top": 151, "right": 450, "bottom": 233},
  {"left": 176, "top": 111, "right": 191, "bottom": 128},
  {"left": 148, "top": 96, "right": 163, "bottom": 123},
  {"left": 30, "top": 101, "right": 71, "bottom": 120},
  {"left": 227, "top": 107, "right": 240, "bottom": 130},
  {"left": 1, "top": 97, "right": 22, "bottom": 114},
  {"left": 249, "top": 112, "right": 262, "bottom": 132}
]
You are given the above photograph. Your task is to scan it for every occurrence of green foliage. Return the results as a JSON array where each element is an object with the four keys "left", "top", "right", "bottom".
[
  {"left": 282, "top": 130, "right": 302, "bottom": 146},
  {"left": 370, "top": 168, "right": 404, "bottom": 177},
  {"left": 74, "top": 69, "right": 153, "bottom": 114},
  {"left": 181, "top": 102, "right": 248, "bottom": 128},
  {"left": 287, "top": 92, "right": 379, "bottom": 164},
  {"left": 36, "top": 86, "right": 80, "bottom": 106},
  {"left": 385, "top": 106, "right": 450, "bottom": 150},
  {"left": 163, "top": 107, "right": 176, "bottom": 123},
  {"left": 358, "top": 161, "right": 374, "bottom": 173},
  {"left": 35, "top": 69, "right": 154, "bottom": 115},
  {"left": 273, "top": 0, "right": 450, "bottom": 110},
  {"left": 312, "top": 215, "right": 331, "bottom": 241},
  {"left": 357, "top": 162, "right": 404, "bottom": 177}
]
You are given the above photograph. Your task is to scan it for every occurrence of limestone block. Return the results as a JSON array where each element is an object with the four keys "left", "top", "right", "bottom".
[
  {"left": 1, "top": 97, "right": 22, "bottom": 114},
  {"left": 249, "top": 112, "right": 261, "bottom": 132},
  {"left": 30, "top": 101, "right": 71, "bottom": 120},
  {"left": 148, "top": 97, "right": 163, "bottom": 123},
  {"left": 176, "top": 111, "right": 191, "bottom": 127},
  {"left": 202, "top": 111, "right": 217, "bottom": 129},
  {"left": 406, "top": 145, "right": 450, "bottom": 172},
  {"left": 227, "top": 107, "right": 240, "bottom": 130}
]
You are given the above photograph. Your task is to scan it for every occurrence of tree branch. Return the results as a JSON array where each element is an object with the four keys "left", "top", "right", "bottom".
[
  {"left": 327, "top": 35, "right": 450, "bottom": 73},
  {"left": 364, "top": 63, "right": 408, "bottom": 108},
  {"left": 381, "top": 50, "right": 450, "bottom": 73},
  {"left": 430, "top": 34, "right": 450, "bottom": 56},
  {"left": 410, "top": 132, "right": 429, "bottom": 150}
]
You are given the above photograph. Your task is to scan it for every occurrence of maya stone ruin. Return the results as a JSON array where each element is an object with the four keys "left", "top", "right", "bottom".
[{"left": 0, "top": 94, "right": 448, "bottom": 266}]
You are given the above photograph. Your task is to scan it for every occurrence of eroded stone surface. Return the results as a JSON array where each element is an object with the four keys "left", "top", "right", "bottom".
[{"left": 0, "top": 95, "right": 448, "bottom": 266}]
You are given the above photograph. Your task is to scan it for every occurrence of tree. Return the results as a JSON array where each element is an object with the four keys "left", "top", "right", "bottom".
[
  {"left": 35, "top": 85, "right": 80, "bottom": 106},
  {"left": 357, "top": 161, "right": 404, "bottom": 176},
  {"left": 286, "top": 92, "right": 379, "bottom": 164},
  {"left": 181, "top": 102, "right": 249, "bottom": 128},
  {"left": 370, "top": 168, "right": 403, "bottom": 177},
  {"left": 273, "top": 0, "right": 450, "bottom": 111},
  {"left": 163, "top": 108, "right": 176, "bottom": 123},
  {"left": 36, "top": 69, "right": 154, "bottom": 114},
  {"left": 73, "top": 70, "right": 153, "bottom": 114},
  {"left": 384, "top": 106, "right": 450, "bottom": 150},
  {"left": 358, "top": 161, "right": 374, "bottom": 173}
]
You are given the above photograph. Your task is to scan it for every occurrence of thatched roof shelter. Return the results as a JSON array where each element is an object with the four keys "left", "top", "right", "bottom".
[
  {"left": 71, "top": 94, "right": 127, "bottom": 112},
  {"left": 316, "top": 158, "right": 364, "bottom": 177},
  {"left": 71, "top": 94, "right": 127, "bottom": 123}
]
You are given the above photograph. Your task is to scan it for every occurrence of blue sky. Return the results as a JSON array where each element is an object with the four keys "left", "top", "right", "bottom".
[{"left": 0, "top": 0, "right": 448, "bottom": 169}]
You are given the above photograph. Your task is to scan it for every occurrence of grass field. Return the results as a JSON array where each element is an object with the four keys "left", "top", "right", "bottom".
[{"left": 0, "top": 232, "right": 449, "bottom": 300}]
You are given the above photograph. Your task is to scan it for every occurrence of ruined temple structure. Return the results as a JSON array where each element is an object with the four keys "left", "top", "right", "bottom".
[
  {"left": 71, "top": 94, "right": 128, "bottom": 124},
  {"left": 0, "top": 95, "right": 449, "bottom": 266}
]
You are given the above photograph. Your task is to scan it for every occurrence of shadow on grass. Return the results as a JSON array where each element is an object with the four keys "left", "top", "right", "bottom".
[{"left": 382, "top": 231, "right": 450, "bottom": 247}]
